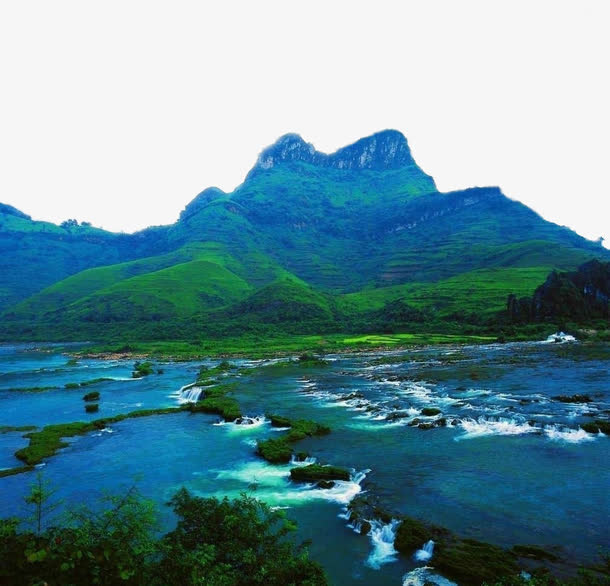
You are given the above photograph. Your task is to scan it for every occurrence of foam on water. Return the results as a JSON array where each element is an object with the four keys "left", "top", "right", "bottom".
[
  {"left": 455, "top": 388, "right": 492, "bottom": 399},
  {"left": 455, "top": 417, "right": 539, "bottom": 440},
  {"left": 93, "top": 427, "right": 114, "bottom": 437},
  {"left": 403, "top": 567, "right": 457, "bottom": 586},
  {"left": 215, "top": 460, "right": 291, "bottom": 487},
  {"left": 213, "top": 415, "right": 268, "bottom": 432},
  {"left": 542, "top": 331, "right": 577, "bottom": 344},
  {"left": 211, "top": 460, "right": 369, "bottom": 507},
  {"left": 397, "top": 381, "right": 434, "bottom": 401},
  {"left": 544, "top": 425, "right": 596, "bottom": 443},
  {"left": 347, "top": 420, "right": 408, "bottom": 431},
  {"left": 365, "top": 519, "right": 400, "bottom": 569}
]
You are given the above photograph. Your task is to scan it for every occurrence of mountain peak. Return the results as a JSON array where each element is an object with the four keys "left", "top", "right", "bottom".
[
  {"left": 248, "top": 129, "right": 417, "bottom": 178},
  {"left": 330, "top": 129, "right": 415, "bottom": 170},
  {"left": 180, "top": 186, "right": 226, "bottom": 221},
  {"left": 255, "top": 134, "right": 316, "bottom": 171}
]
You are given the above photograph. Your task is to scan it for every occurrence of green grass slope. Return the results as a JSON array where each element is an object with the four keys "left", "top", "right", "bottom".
[{"left": 60, "top": 259, "right": 253, "bottom": 322}]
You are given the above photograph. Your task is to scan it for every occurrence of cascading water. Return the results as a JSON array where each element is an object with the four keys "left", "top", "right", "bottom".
[
  {"left": 414, "top": 539, "right": 435, "bottom": 561},
  {"left": 290, "top": 455, "right": 317, "bottom": 466},
  {"left": 365, "top": 519, "right": 400, "bottom": 569},
  {"left": 177, "top": 384, "right": 203, "bottom": 403}
]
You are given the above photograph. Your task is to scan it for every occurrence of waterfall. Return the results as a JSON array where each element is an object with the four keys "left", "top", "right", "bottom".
[
  {"left": 178, "top": 384, "right": 203, "bottom": 403},
  {"left": 414, "top": 539, "right": 435, "bottom": 561},
  {"left": 365, "top": 519, "right": 400, "bottom": 568}
]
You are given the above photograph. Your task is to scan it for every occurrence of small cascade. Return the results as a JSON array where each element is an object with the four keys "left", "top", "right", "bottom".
[
  {"left": 351, "top": 469, "right": 370, "bottom": 484},
  {"left": 365, "top": 519, "right": 400, "bottom": 569},
  {"left": 177, "top": 384, "right": 203, "bottom": 404},
  {"left": 414, "top": 539, "right": 435, "bottom": 561},
  {"left": 290, "top": 455, "right": 317, "bottom": 466}
]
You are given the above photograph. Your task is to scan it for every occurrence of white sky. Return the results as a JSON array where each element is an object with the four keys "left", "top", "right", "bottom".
[{"left": 0, "top": 1, "right": 608, "bottom": 246}]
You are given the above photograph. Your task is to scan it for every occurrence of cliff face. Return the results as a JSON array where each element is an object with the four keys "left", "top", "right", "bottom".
[
  {"left": 536, "top": 260, "right": 610, "bottom": 319},
  {"left": 509, "top": 260, "right": 610, "bottom": 323}
]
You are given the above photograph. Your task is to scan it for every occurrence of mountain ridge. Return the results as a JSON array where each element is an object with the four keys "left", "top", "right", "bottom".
[{"left": 1, "top": 129, "right": 608, "bottom": 340}]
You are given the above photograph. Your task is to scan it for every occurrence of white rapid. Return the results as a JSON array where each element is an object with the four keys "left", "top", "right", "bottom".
[
  {"left": 455, "top": 416, "right": 539, "bottom": 440},
  {"left": 544, "top": 425, "right": 596, "bottom": 443}
]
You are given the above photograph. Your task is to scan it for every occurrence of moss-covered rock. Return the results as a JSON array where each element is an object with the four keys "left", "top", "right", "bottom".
[
  {"left": 285, "top": 419, "right": 331, "bottom": 442},
  {"left": 186, "top": 383, "right": 242, "bottom": 421},
  {"left": 581, "top": 420, "right": 610, "bottom": 435},
  {"left": 434, "top": 538, "right": 519, "bottom": 585},
  {"left": 85, "top": 403, "right": 99, "bottom": 413},
  {"left": 257, "top": 438, "right": 294, "bottom": 463},
  {"left": 552, "top": 394, "right": 592, "bottom": 403},
  {"left": 83, "top": 391, "right": 100, "bottom": 402},
  {"left": 512, "top": 544, "right": 559, "bottom": 561},
  {"left": 394, "top": 517, "right": 436, "bottom": 553},
  {"left": 421, "top": 407, "right": 442, "bottom": 416},
  {"left": 290, "top": 464, "right": 350, "bottom": 482},
  {"left": 257, "top": 416, "right": 331, "bottom": 463},
  {"left": 188, "top": 397, "right": 241, "bottom": 421},
  {"left": 297, "top": 353, "right": 328, "bottom": 367},
  {"left": 268, "top": 414, "right": 292, "bottom": 428},
  {"left": 132, "top": 361, "right": 155, "bottom": 378}
]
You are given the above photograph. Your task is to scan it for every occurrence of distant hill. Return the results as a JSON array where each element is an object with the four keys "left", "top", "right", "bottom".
[{"left": 1, "top": 130, "right": 607, "bottom": 341}]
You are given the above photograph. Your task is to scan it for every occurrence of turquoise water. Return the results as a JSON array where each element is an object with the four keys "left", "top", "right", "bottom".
[{"left": 1, "top": 341, "right": 609, "bottom": 584}]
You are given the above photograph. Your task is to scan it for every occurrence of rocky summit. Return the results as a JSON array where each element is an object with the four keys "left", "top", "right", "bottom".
[{"left": 249, "top": 129, "right": 419, "bottom": 177}]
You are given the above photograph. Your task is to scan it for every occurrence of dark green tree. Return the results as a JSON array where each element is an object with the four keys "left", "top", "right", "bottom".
[{"left": 154, "top": 488, "right": 327, "bottom": 585}]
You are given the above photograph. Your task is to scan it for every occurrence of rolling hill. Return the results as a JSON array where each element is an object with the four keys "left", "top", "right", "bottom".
[{"left": 1, "top": 130, "right": 607, "bottom": 341}]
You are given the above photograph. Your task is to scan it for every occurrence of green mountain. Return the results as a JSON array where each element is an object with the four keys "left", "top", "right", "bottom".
[{"left": 1, "top": 130, "right": 607, "bottom": 340}]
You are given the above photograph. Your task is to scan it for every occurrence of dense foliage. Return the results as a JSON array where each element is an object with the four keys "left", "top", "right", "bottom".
[{"left": 0, "top": 485, "right": 327, "bottom": 586}]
